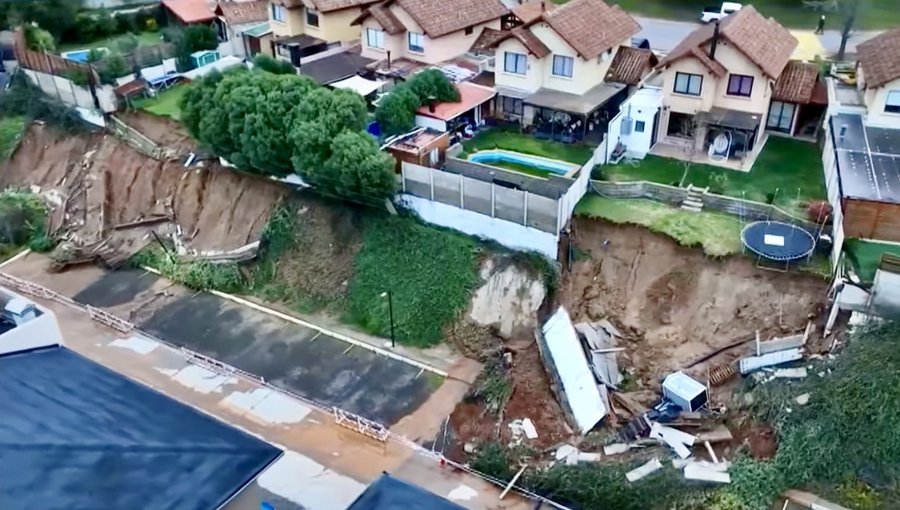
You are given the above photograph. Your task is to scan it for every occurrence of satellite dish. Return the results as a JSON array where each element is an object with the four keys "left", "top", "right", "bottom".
[{"left": 712, "top": 133, "right": 729, "bottom": 152}]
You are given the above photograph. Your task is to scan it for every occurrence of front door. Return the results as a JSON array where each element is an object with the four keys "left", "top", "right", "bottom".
[{"left": 650, "top": 110, "right": 660, "bottom": 148}]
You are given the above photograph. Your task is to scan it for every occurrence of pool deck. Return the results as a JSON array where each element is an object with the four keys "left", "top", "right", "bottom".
[{"left": 468, "top": 149, "right": 582, "bottom": 178}]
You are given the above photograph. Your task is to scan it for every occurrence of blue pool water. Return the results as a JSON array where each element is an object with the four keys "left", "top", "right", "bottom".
[
  {"left": 469, "top": 150, "right": 575, "bottom": 175},
  {"left": 62, "top": 48, "right": 108, "bottom": 63}
]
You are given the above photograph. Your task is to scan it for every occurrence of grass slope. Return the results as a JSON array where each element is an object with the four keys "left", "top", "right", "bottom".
[
  {"left": 463, "top": 127, "right": 595, "bottom": 165},
  {"left": 600, "top": 137, "right": 825, "bottom": 217},
  {"left": 133, "top": 85, "right": 187, "bottom": 121},
  {"left": 576, "top": 195, "right": 743, "bottom": 257},
  {"left": 0, "top": 117, "right": 25, "bottom": 161}
]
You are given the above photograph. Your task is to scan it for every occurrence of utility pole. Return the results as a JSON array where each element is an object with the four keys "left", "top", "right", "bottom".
[{"left": 381, "top": 291, "right": 395, "bottom": 348}]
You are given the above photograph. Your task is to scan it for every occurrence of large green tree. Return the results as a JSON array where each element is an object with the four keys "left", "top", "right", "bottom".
[
  {"left": 317, "top": 131, "right": 396, "bottom": 201},
  {"left": 0, "top": 0, "right": 81, "bottom": 40},
  {"left": 375, "top": 69, "right": 459, "bottom": 135}
]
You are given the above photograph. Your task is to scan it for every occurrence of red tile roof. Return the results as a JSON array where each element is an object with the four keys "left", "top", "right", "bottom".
[
  {"left": 162, "top": 0, "right": 216, "bottom": 24},
  {"left": 773, "top": 60, "right": 821, "bottom": 104},
  {"left": 540, "top": 0, "right": 639, "bottom": 60},
  {"left": 857, "top": 28, "right": 900, "bottom": 89},
  {"left": 659, "top": 5, "right": 797, "bottom": 80},
  {"left": 354, "top": 3, "right": 406, "bottom": 34},
  {"left": 416, "top": 81, "right": 496, "bottom": 121},
  {"left": 511, "top": 0, "right": 555, "bottom": 23},
  {"left": 215, "top": 1, "right": 268, "bottom": 25},
  {"left": 605, "top": 46, "right": 657, "bottom": 85},
  {"left": 278, "top": 0, "right": 380, "bottom": 13},
  {"left": 399, "top": 0, "right": 508, "bottom": 38}
]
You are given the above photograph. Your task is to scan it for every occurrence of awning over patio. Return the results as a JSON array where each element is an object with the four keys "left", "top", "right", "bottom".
[
  {"left": 524, "top": 82, "right": 625, "bottom": 116},
  {"left": 697, "top": 107, "right": 761, "bottom": 131},
  {"left": 330, "top": 75, "right": 385, "bottom": 96},
  {"left": 494, "top": 85, "right": 531, "bottom": 99}
]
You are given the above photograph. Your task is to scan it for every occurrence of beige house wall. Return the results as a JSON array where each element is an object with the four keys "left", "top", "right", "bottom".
[
  {"left": 494, "top": 38, "right": 543, "bottom": 93},
  {"left": 660, "top": 57, "right": 716, "bottom": 115},
  {"left": 705, "top": 42, "right": 771, "bottom": 115},
  {"left": 359, "top": 4, "right": 498, "bottom": 64},
  {"left": 864, "top": 76, "right": 900, "bottom": 128},
  {"left": 269, "top": 0, "right": 364, "bottom": 43}
]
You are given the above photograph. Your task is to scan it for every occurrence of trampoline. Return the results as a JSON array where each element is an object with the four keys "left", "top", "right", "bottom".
[{"left": 741, "top": 221, "right": 815, "bottom": 263}]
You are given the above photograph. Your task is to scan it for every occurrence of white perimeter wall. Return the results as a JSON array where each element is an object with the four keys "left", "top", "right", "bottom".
[
  {"left": 398, "top": 194, "right": 559, "bottom": 259},
  {"left": 23, "top": 68, "right": 117, "bottom": 113},
  {"left": 0, "top": 308, "right": 63, "bottom": 355}
]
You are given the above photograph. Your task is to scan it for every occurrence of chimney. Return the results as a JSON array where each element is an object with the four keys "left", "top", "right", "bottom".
[
  {"left": 541, "top": 1, "right": 545, "bottom": 11},
  {"left": 428, "top": 96, "right": 437, "bottom": 113},
  {"left": 709, "top": 20, "right": 720, "bottom": 60}
]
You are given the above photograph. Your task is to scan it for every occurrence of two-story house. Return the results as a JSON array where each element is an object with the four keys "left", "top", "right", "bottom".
[
  {"left": 856, "top": 28, "right": 900, "bottom": 128},
  {"left": 268, "top": 0, "right": 379, "bottom": 65},
  {"left": 486, "top": 0, "right": 642, "bottom": 143},
  {"left": 654, "top": 5, "right": 797, "bottom": 165},
  {"left": 351, "top": 0, "right": 508, "bottom": 66}
]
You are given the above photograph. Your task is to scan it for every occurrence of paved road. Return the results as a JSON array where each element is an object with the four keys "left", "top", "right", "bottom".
[
  {"left": 72, "top": 269, "right": 439, "bottom": 426},
  {"left": 635, "top": 16, "right": 880, "bottom": 57}
]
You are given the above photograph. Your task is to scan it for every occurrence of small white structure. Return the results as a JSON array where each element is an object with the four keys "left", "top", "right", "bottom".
[
  {"left": 330, "top": 75, "right": 385, "bottom": 97},
  {"left": 606, "top": 87, "right": 663, "bottom": 162},
  {"left": 662, "top": 371, "right": 708, "bottom": 412},
  {"left": 538, "top": 307, "right": 608, "bottom": 434},
  {"left": 0, "top": 288, "right": 63, "bottom": 355}
]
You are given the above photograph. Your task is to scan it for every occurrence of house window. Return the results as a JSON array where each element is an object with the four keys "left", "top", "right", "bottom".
[
  {"left": 366, "top": 28, "right": 384, "bottom": 49},
  {"left": 271, "top": 3, "right": 286, "bottom": 22},
  {"left": 408, "top": 32, "right": 424, "bottom": 53},
  {"left": 634, "top": 120, "right": 646, "bottom": 133},
  {"left": 465, "top": 26, "right": 474, "bottom": 36},
  {"left": 727, "top": 74, "right": 754, "bottom": 97},
  {"left": 503, "top": 52, "right": 526, "bottom": 75},
  {"left": 305, "top": 7, "right": 319, "bottom": 27},
  {"left": 501, "top": 96, "right": 524, "bottom": 115},
  {"left": 767, "top": 101, "right": 796, "bottom": 132},
  {"left": 674, "top": 72, "right": 702, "bottom": 96},
  {"left": 886, "top": 90, "right": 900, "bottom": 113},
  {"left": 552, "top": 55, "right": 574, "bottom": 78}
]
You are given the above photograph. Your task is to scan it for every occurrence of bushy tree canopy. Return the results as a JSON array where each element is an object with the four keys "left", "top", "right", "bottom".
[
  {"left": 252, "top": 54, "right": 296, "bottom": 75},
  {"left": 375, "top": 69, "right": 459, "bottom": 135},
  {"left": 179, "top": 69, "right": 396, "bottom": 202}
]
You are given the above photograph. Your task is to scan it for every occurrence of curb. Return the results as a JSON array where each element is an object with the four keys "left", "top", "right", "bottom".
[{"left": 140, "top": 265, "right": 449, "bottom": 378}]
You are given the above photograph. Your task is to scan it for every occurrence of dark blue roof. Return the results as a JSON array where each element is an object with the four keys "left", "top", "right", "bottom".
[
  {"left": 0, "top": 346, "right": 280, "bottom": 510},
  {"left": 346, "top": 473, "right": 467, "bottom": 510}
]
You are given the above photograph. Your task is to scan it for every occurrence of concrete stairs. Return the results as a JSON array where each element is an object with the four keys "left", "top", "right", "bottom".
[{"left": 680, "top": 184, "right": 707, "bottom": 212}]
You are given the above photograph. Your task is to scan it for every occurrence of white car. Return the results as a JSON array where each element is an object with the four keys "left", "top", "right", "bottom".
[{"left": 700, "top": 2, "right": 742, "bottom": 23}]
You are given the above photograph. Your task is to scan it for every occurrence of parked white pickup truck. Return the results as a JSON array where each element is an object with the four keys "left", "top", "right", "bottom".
[{"left": 700, "top": 2, "right": 742, "bottom": 23}]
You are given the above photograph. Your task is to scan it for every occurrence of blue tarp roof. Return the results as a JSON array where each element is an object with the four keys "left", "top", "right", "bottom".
[
  {"left": 346, "top": 473, "right": 467, "bottom": 510},
  {"left": 0, "top": 346, "right": 280, "bottom": 510}
]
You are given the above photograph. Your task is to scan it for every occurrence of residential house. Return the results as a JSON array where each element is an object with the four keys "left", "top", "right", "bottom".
[
  {"left": 215, "top": 1, "right": 269, "bottom": 57},
  {"left": 414, "top": 81, "right": 496, "bottom": 137},
  {"left": 352, "top": 0, "right": 508, "bottom": 65},
  {"left": 487, "top": 0, "right": 641, "bottom": 143},
  {"left": 653, "top": 5, "right": 797, "bottom": 167},
  {"left": 241, "top": 22, "right": 275, "bottom": 57},
  {"left": 268, "top": 0, "right": 379, "bottom": 65},
  {"left": 856, "top": 28, "right": 900, "bottom": 128},
  {"left": 384, "top": 127, "right": 450, "bottom": 172},
  {"left": 162, "top": 0, "right": 217, "bottom": 26},
  {"left": 768, "top": 60, "right": 828, "bottom": 137}
]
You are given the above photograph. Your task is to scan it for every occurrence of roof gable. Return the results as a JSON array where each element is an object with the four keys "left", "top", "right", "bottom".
[
  {"left": 857, "top": 28, "right": 900, "bottom": 89},
  {"left": 390, "top": 0, "right": 508, "bottom": 38},
  {"left": 215, "top": 0, "right": 268, "bottom": 25},
  {"left": 773, "top": 60, "right": 821, "bottom": 103},
  {"left": 605, "top": 46, "right": 658, "bottom": 85},
  {"left": 540, "top": 0, "right": 639, "bottom": 60},
  {"left": 659, "top": 5, "right": 797, "bottom": 79}
]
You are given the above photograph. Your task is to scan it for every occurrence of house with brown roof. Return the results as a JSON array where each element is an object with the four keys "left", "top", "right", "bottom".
[
  {"left": 653, "top": 5, "right": 798, "bottom": 167},
  {"left": 214, "top": 1, "right": 269, "bottom": 57},
  {"left": 268, "top": 0, "right": 380, "bottom": 65},
  {"left": 485, "top": 0, "right": 644, "bottom": 143},
  {"left": 351, "top": 0, "right": 508, "bottom": 65},
  {"left": 856, "top": 28, "right": 900, "bottom": 128}
]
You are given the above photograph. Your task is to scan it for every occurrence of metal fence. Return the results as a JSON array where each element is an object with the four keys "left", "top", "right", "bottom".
[
  {"left": 402, "top": 162, "right": 560, "bottom": 233},
  {"left": 109, "top": 116, "right": 164, "bottom": 160}
]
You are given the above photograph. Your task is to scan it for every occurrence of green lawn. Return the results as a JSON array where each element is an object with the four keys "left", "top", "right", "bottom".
[
  {"left": 843, "top": 238, "right": 900, "bottom": 282},
  {"left": 59, "top": 31, "right": 163, "bottom": 53},
  {"left": 600, "top": 136, "right": 826, "bottom": 217},
  {"left": 0, "top": 116, "right": 25, "bottom": 161},
  {"left": 463, "top": 127, "right": 595, "bottom": 165},
  {"left": 575, "top": 195, "right": 744, "bottom": 257},
  {"left": 133, "top": 86, "right": 187, "bottom": 121},
  {"left": 566, "top": 0, "right": 899, "bottom": 30}
]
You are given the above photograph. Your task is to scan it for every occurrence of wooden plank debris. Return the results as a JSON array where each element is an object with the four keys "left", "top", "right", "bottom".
[
  {"left": 626, "top": 458, "right": 662, "bottom": 482},
  {"left": 759, "top": 334, "right": 806, "bottom": 355},
  {"left": 499, "top": 465, "right": 527, "bottom": 500},
  {"left": 739, "top": 348, "right": 804, "bottom": 375},
  {"left": 772, "top": 367, "right": 808, "bottom": 379},
  {"left": 783, "top": 490, "right": 852, "bottom": 510},
  {"left": 684, "top": 463, "right": 731, "bottom": 483},
  {"left": 695, "top": 425, "right": 733, "bottom": 444},
  {"left": 604, "top": 443, "right": 631, "bottom": 455}
]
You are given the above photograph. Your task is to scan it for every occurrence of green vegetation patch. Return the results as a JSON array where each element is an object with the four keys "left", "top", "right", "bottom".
[
  {"left": 347, "top": 216, "right": 480, "bottom": 347},
  {"left": 0, "top": 117, "right": 26, "bottom": 161},
  {"left": 0, "top": 190, "right": 56, "bottom": 259},
  {"left": 463, "top": 127, "right": 594, "bottom": 165},
  {"left": 134, "top": 86, "right": 188, "bottom": 121},
  {"left": 599, "top": 137, "right": 826, "bottom": 216},
  {"left": 576, "top": 195, "right": 743, "bottom": 257},
  {"left": 843, "top": 238, "right": 900, "bottom": 282}
]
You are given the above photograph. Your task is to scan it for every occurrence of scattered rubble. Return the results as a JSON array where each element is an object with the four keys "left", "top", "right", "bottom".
[{"left": 626, "top": 458, "right": 662, "bottom": 482}]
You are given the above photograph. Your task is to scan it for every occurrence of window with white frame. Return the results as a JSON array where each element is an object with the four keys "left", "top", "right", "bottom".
[
  {"left": 366, "top": 28, "right": 384, "bottom": 49},
  {"left": 726, "top": 73, "right": 754, "bottom": 97},
  {"left": 767, "top": 101, "right": 795, "bottom": 132},
  {"left": 674, "top": 72, "right": 702, "bottom": 96},
  {"left": 271, "top": 3, "right": 286, "bottom": 22},
  {"left": 634, "top": 120, "right": 646, "bottom": 133},
  {"left": 408, "top": 32, "right": 424, "bottom": 53},
  {"left": 306, "top": 7, "right": 319, "bottom": 27},
  {"left": 551, "top": 55, "right": 574, "bottom": 78},
  {"left": 503, "top": 52, "right": 526, "bottom": 75},
  {"left": 886, "top": 90, "right": 900, "bottom": 114}
]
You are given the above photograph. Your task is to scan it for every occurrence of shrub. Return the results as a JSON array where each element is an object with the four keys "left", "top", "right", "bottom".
[
  {"left": 375, "top": 69, "right": 458, "bottom": 135},
  {"left": 63, "top": 69, "right": 91, "bottom": 87},
  {"left": 252, "top": 54, "right": 296, "bottom": 75},
  {"left": 114, "top": 33, "right": 140, "bottom": 53},
  {"left": 145, "top": 18, "right": 159, "bottom": 32},
  {"left": 24, "top": 24, "right": 55, "bottom": 52}
]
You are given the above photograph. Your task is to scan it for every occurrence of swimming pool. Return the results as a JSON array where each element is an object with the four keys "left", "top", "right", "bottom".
[
  {"left": 468, "top": 149, "right": 578, "bottom": 175},
  {"left": 61, "top": 47, "right": 109, "bottom": 63}
]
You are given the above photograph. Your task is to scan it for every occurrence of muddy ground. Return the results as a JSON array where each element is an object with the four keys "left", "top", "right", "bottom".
[
  {"left": 447, "top": 217, "right": 829, "bottom": 460},
  {"left": 0, "top": 121, "right": 285, "bottom": 264}
]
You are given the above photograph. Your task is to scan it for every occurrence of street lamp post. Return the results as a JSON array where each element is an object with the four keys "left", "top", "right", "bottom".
[{"left": 380, "top": 291, "right": 395, "bottom": 348}]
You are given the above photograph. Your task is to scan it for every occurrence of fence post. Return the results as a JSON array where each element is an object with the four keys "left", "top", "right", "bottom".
[
  {"left": 491, "top": 183, "right": 496, "bottom": 218},
  {"left": 523, "top": 191, "right": 529, "bottom": 226},
  {"left": 429, "top": 167, "right": 435, "bottom": 201},
  {"left": 459, "top": 173, "right": 464, "bottom": 208},
  {"left": 401, "top": 163, "right": 406, "bottom": 193}
]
